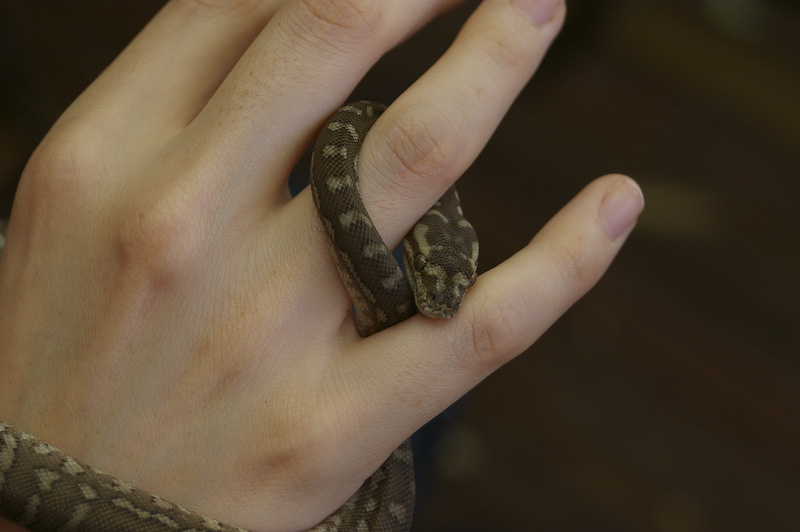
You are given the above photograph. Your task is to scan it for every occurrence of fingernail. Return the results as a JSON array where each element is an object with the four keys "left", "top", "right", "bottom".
[
  {"left": 599, "top": 177, "right": 644, "bottom": 240},
  {"left": 513, "top": 0, "right": 559, "bottom": 27}
]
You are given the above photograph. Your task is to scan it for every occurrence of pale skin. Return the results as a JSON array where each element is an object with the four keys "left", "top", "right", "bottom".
[{"left": 0, "top": 0, "right": 644, "bottom": 530}]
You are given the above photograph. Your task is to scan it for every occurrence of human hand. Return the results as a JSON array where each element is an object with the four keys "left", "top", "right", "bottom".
[{"left": 0, "top": 0, "right": 642, "bottom": 530}]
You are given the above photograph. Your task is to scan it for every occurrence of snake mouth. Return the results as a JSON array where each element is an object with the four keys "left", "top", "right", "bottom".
[{"left": 419, "top": 304, "right": 458, "bottom": 319}]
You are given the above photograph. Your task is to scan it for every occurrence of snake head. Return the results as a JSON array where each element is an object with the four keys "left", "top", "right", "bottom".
[{"left": 403, "top": 213, "right": 479, "bottom": 319}]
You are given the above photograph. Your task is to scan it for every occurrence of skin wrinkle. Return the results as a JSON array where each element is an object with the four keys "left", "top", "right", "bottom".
[
  {"left": 291, "top": 0, "right": 384, "bottom": 55},
  {"left": 357, "top": 99, "right": 476, "bottom": 249},
  {"left": 379, "top": 108, "right": 465, "bottom": 194}
]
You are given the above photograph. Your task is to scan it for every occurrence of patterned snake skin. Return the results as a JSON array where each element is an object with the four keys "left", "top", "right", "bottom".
[
  {"left": 311, "top": 102, "right": 479, "bottom": 336},
  {"left": 0, "top": 101, "right": 478, "bottom": 531}
]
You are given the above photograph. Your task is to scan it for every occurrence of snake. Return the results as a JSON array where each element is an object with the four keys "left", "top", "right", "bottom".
[{"left": 0, "top": 101, "right": 479, "bottom": 531}]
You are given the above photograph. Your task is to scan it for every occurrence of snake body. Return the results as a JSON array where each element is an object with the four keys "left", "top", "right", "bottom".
[
  {"left": 311, "top": 101, "right": 479, "bottom": 336},
  {"left": 0, "top": 101, "right": 478, "bottom": 531}
]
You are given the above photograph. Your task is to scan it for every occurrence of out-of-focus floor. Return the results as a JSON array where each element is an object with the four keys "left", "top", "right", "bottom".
[{"left": 2, "top": 1, "right": 799, "bottom": 531}]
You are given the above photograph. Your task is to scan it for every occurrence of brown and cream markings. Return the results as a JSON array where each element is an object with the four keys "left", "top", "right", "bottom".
[{"left": 311, "top": 101, "right": 479, "bottom": 336}]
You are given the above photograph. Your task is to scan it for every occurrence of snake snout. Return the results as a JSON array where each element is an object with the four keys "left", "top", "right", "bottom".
[
  {"left": 417, "top": 291, "right": 462, "bottom": 319},
  {"left": 420, "top": 304, "right": 457, "bottom": 319}
]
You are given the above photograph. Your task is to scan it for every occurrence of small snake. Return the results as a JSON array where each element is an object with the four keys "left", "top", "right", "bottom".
[
  {"left": 311, "top": 101, "right": 479, "bottom": 336},
  {"left": 0, "top": 101, "right": 478, "bottom": 531}
]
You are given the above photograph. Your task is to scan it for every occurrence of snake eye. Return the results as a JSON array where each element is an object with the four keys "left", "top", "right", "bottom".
[
  {"left": 468, "top": 271, "right": 478, "bottom": 287},
  {"left": 414, "top": 254, "right": 427, "bottom": 272},
  {"left": 435, "top": 293, "right": 446, "bottom": 305}
]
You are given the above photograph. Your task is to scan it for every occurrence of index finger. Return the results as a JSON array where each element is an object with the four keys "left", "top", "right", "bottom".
[{"left": 351, "top": 175, "right": 644, "bottom": 441}]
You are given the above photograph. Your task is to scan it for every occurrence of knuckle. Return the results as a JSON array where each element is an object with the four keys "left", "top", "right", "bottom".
[
  {"left": 460, "top": 297, "right": 526, "bottom": 371},
  {"left": 22, "top": 130, "right": 106, "bottom": 202},
  {"left": 380, "top": 108, "right": 465, "bottom": 188},
  {"left": 15, "top": 126, "right": 111, "bottom": 224},
  {"left": 114, "top": 185, "right": 208, "bottom": 284},
  {"left": 291, "top": 0, "right": 382, "bottom": 51}
]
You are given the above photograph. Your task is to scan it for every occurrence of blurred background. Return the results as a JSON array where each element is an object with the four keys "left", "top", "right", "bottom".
[{"left": 2, "top": 0, "right": 799, "bottom": 530}]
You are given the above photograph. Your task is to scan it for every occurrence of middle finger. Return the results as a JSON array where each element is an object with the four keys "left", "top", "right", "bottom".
[{"left": 189, "top": 0, "right": 461, "bottom": 196}]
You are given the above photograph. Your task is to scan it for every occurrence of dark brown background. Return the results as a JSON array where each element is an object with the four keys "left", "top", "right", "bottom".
[{"left": 2, "top": 1, "right": 799, "bottom": 531}]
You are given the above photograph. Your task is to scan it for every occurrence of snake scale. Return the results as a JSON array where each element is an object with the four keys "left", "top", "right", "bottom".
[{"left": 0, "top": 101, "right": 478, "bottom": 531}]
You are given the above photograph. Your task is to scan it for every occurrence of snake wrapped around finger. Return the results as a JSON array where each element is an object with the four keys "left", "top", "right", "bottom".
[{"left": 0, "top": 101, "right": 479, "bottom": 531}]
